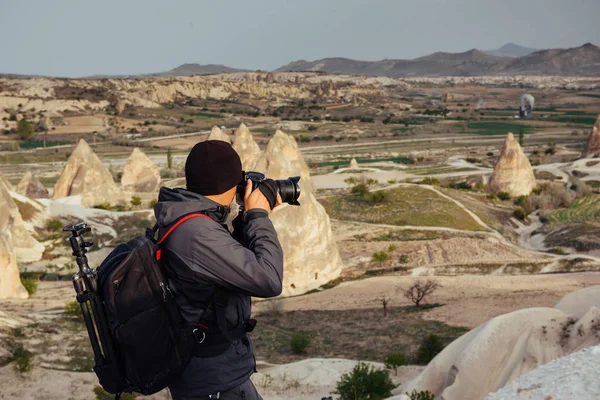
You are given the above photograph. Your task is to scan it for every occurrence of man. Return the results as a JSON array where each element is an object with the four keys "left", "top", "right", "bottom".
[{"left": 154, "top": 140, "right": 283, "bottom": 400}]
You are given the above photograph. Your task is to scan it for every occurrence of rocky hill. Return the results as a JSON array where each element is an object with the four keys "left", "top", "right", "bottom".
[
  {"left": 155, "top": 63, "right": 248, "bottom": 76},
  {"left": 278, "top": 43, "right": 600, "bottom": 76},
  {"left": 483, "top": 43, "right": 537, "bottom": 58}
]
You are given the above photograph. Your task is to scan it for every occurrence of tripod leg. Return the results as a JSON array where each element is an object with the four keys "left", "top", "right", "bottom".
[{"left": 80, "top": 301, "right": 104, "bottom": 363}]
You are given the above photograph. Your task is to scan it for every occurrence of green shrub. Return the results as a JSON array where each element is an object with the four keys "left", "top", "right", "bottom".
[
  {"left": 10, "top": 344, "right": 33, "bottom": 373},
  {"left": 130, "top": 196, "right": 142, "bottom": 207},
  {"left": 548, "top": 247, "right": 568, "bottom": 255},
  {"left": 371, "top": 251, "right": 390, "bottom": 263},
  {"left": 486, "top": 152, "right": 494, "bottom": 157},
  {"left": 384, "top": 352, "right": 407, "bottom": 375},
  {"left": 407, "top": 389, "right": 435, "bottom": 400},
  {"left": 350, "top": 183, "right": 369, "bottom": 196},
  {"left": 465, "top": 157, "right": 481, "bottom": 164},
  {"left": 64, "top": 300, "right": 83, "bottom": 320},
  {"left": 21, "top": 277, "right": 38, "bottom": 296},
  {"left": 94, "top": 202, "right": 112, "bottom": 210},
  {"left": 93, "top": 386, "right": 138, "bottom": 400},
  {"left": 497, "top": 192, "right": 511, "bottom": 201},
  {"left": 368, "top": 191, "right": 388, "bottom": 203},
  {"left": 290, "top": 332, "right": 310, "bottom": 354},
  {"left": 513, "top": 208, "right": 527, "bottom": 221},
  {"left": 335, "top": 362, "right": 395, "bottom": 400},
  {"left": 421, "top": 177, "right": 440, "bottom": 185},
  {"left": 45, "top": 218, "right": 64, "bottom": 232},
  {"left": 399, "top": 254, "right": 410, "bottom": 264},
  {"left": 514, "top": 195, "right": 528, "bottom": 207},
  {"left": 416, "top": 334, "right": 445, "bottom": 364},
  {"left": 17, "top": 118, "right": 34, "bottom": 140},
  {"left": 486, "top": 193, "right": 497, "bottom": 200},
  {"left": 148, "top": 199, "right": 158, "bottom": 209},
  {"left": 387, "top": 244, "right": 397, "bottom": 253}
]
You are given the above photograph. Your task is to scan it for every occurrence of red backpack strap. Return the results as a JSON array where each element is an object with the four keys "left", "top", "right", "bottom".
[{"left": 156, "top": 213, "right": 213, "bottom": 260}]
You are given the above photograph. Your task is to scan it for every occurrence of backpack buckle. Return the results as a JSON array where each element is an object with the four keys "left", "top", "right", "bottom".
[{"left": 192, "top": 328, "right": 206, "bottom": 344}]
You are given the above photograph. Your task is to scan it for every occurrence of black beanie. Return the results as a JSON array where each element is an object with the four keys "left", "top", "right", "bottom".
[{"left": 185, "top": 140, "right": 243, "bottom": 196}]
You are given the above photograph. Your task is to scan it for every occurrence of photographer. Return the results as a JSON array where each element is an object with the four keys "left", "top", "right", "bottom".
[{"left": 153, "top": 140, "right": 284, "bottom": 400}]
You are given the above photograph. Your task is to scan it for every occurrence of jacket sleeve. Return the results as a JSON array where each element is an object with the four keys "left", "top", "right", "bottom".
[{"left": 177, "top": 209, "right": 284, "bottom": 298}]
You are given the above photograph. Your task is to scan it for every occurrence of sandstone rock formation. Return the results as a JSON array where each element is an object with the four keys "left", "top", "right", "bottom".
[
  {"left": 121, "top": 148, "right": 161, "bottom": 193},
  {"left": 254, "top": 130, "right": 343, "bottom": 296},
  {"left": 0, "top": 178, "right": 44, "bottom": 263},
  {"left": 487, "top": 132, "right": 536, "bottom": 196},
  {"left": 402, "top": 285, "right": 600, "bottom": 400},
  {"left": 582, "top": 115, "right": 600, "bottom": 157},
  {"left": 16, "top": 171, "right": 50, "bottom": 199},
  {"left": 36, "top": 116, "right": 52, "bottom": 131},
  {"left": 207, "top": 126, "right": 231, "bottom": 144},
  {"left": 53, "top": 139, "right": 120, "bottom": 207},
  {"left": 0, "top": 220, "right": 28, "bottom": 300},
  {"left": 349, "top": 158, "right": 359, "bottom": 169},
  {"left": 232, "top": 123, "right": 262, "bottom": 170}
]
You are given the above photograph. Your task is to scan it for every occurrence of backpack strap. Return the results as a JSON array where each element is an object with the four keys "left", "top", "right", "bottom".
[{"left": 155, "top": 213, "right": 213, "bottom": 261}]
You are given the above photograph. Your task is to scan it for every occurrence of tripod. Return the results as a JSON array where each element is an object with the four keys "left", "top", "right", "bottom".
[{"left": 64, "top": 222, "right": 117, "bottom": 369}]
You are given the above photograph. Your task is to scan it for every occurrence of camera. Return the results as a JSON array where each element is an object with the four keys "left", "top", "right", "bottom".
[{"left": 236, "top": 171, "right": 301, "bottom": 206}]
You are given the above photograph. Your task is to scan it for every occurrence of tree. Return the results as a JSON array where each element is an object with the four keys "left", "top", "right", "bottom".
[
  {"left": 335, "top": 363, "right": 395, "bottom": 400},
  {"left": 519, "top": 130, "right": 524, "bottom": 147},
  {"left": 384, "top": 352, "right": 407, "bottom": 376},
  {"left": 167, "top": 148, "right": 173, "bottom": 170},
  {"left": 403, "top": 280, "right": 441, "bottom": 307},
  {"left": 416, "top": 334, "right": 445, "bottom": 364},
  {"left": 379, "top": 296, "right": 390, "bottom": 317},
  {"left": 17, "top": 118, "right": 34, "bottom": 140}
]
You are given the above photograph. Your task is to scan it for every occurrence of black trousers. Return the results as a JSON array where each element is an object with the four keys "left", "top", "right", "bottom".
[{"left": 172, "top": 379, "right": 263, "bottom": 400}]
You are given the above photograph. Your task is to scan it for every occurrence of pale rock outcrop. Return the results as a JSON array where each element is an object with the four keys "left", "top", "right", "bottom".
[
  {"left": 254, "top": 130, "right": 343, "bottom": 296},
  {"left": 0, "top": 178, "right": 44, "bottom": 264},
  {"left": 581, "top": 115, "right": 600, "bottom": 157},
  {"left": 53, "top": 139, "right": 120, "bottom": 207},
  {"left": 36, "top": 116, "right": 52, "bottom": 131},
  {"left": 232, "top": 123, "right": 262, "bottom": 170},
  {"left": 349, "top": 158, "right": 359, "bottom": 169},
  {"left": 121, "top": 148, "right": 161, "bottom": 193},
  {"left": 487, "top": 133, "right": 536, "bottom": 196},
  {"left": 402, "top": 286, "right": 600, "bottom": 400},
  {"left": 207, "top": 126, "right": 231, "bottom": 144},
  {"left": 0, "top": 221, "right": 28, "bottom": 299},
  {"left": 16, "top": 171, "right": 50, "bottom": 199}
]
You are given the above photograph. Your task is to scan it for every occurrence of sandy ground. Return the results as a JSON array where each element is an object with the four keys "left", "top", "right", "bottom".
[{"left": 49, "top": 116, "right": 108, "bottom": 135}]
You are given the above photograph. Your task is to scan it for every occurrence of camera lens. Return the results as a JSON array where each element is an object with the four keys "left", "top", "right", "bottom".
[{"left": 275, "top": 176, "right": 301, "bottom": 206}]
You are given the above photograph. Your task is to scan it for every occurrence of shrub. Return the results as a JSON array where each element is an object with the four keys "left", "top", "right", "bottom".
[
  {"left": 350, "top": 183, "right": 369, "bottom": 196},
  {"left": 10, "top": 344, "right": 34, "bottom": 373},
  {"left": 486, "top": 152, "right": 493, "bottom": 157},
  {"left": 387, "top": 244, "right": 397, "bottom": 253},
  {"left": 403, "top": 280, "right": 441, "bottom": 307},
  {"left": 545, "top": 147, "right": 555, "bottom": 155},
  {"left": 486, "top": 193, "right": 497, "bottom": 200},
  {"left": 17, "top": 118, "right": 34, "bottom": 140},
  {"left": 497, "top": 192, "right": 511, "bottom": 201},
  {"left": 384, "top": 352, "right": 407, "bottom": 375},
  {"left": 407, "top": 389, "right": 435, "bottom": 400},
  {"left": 465, "top": 157, "right": 480, "bottom": 164},
  {"left": 372, "top": 251, "right": 390, "bottom": 263},
  {"left": 421, "top": 177, "right": 440, "bottom": 185},
  {"left": 64, "top": 300, "right": 83, "bottom": 320},
  {"left": 399, "top": 254, "right": 410, "bottom": 264},
  {"left": 548, "top": 247, "right": 568, "bottom": 255},
  {"left": 416, "top": 334, "right": 445, "bottom": 364},
  {"left": 21, "top": 277, "right": 38, "bottom": 296},
  {"left": 94, "top": 202, "right": 112, "bottom": 210},
  {"left": 130, "top": 196, "right": 142, "bottom": 207},
  {"left": 335, "top": 362, "right": 395, "bottom": 400},
  {"left": 368, "top": 191, "right": 388, "bottom": 203},
  {"left": 513, "top": 208, "right": 527, "bottom": 221},
  {"left": 45, "top": 218, "right": 63, "bottom": 232},
  {"left": 290, "top": 332, "right": 310, "bottom": 354},
  {"left": 93, "top": 386, "right": 138, "bottom": 400},
  {"left": 148, "top": 199, "right": 158, "bottom": 209}
]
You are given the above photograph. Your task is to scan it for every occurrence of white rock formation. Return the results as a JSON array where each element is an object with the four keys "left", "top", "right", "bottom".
[
  {"left": 53, "top": 139, "right": 120, "bottom": 207},
  {"left": 0, "top": 217, "right": 28, "bottom": 299},
  {"left": 349, "top": 158, "right": 359, "bottom": 169},
  {"left": 581, "top": 115, "right": 600, "bottom": 157},
  {"left": 16, "top": 171, "right": 50, "bottom": 199},
  {"left": 0, "top": 176, "right": 44, "bottom": 263},
  {"left": 207, "top": 126, "right": 231, "bottom": 144},
  {"left": 254, "top": 130, "right": 343, "bottom": 296},
  {"left": 232, "top": 123, "right": 262, "bottom": 170},
  {"left": 488, "top": 132, "right": 536, "bottom": 196},
  {"left": 486, "top": 346, "right": 600, "bottom": 400},
  {"left": 402, "top": 285, "right": 600, "bottom": 400},
  {"left": 121, "top": 148, "right": 161, "bottom": 193}
]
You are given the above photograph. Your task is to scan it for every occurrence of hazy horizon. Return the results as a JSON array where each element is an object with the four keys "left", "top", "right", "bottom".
[{"left": 1, "top": 0, "right": 599, "bottom": 77}]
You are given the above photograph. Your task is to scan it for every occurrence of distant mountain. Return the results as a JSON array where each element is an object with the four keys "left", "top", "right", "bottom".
[
  {"left": 277, "top": 43, "right": 600, "bottom": 76},
  {"left": 484, "top": 43, "right": 537, "bottom": 57},
  {"left": 156, "top": 63, "right": 248, "bottom": 76}
]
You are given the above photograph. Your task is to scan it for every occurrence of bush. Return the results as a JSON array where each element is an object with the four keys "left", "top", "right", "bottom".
[
  {"left": 94, "top": 202, "right": 112, "bottom": 210},
  {"left": 290, "top": 332, "right": 310, "bottom": 354},
  {"left": 10, "top": 344, "right": 33, "bottom": 373},
  {"left": 64, "top": 300, "right": 83, "bottom": 320},
  {"left": 350, "top": 183, "right": 369, "bottom": 196},
  {"left": 486, "top": 193, "right": 497, "bottom": 200},
  {"left": 93, "top": 386, "right": 138, "bottom": 400},
  {"left": 335, "top": 362, "right": 395, "bottom": 400},
  {"left": 548, "top": 247, "right": 568, "bottom": 255},
  {"left": 497, "top": 192, "right": 511, "bottom": 201},
  {"left": 372, "top": 251, "right": 391, "bottom": 263},
  {"left": 45, "top": 218, "right": 63, "bottom": 232},
  {"left": 368, "top": 191, "right": 388, "bottom": 203},
  {"left": 486, "top": 152, "right": 493, "bottom": 157},
  {"left": 17, "top": 118, "right": 34, "bottom": 140},
  {"left": 148, "top": 199, "right": 158, "bottom": 209},
  {"left": 399, "top": 254, "right": 410, "bottom": 264},
  {"left": 407, "top": 389, "right": 435, "bottom": 400},
  {"left": 21, "top": 277, "right": 38, "bottom": 296},
  {"left": 545, "top": 147, "right": 556, "bottom": 155},
  {"left": 384, "top": 352, "right": 407, "bottom": 375},
  {"left": 465, "top": 157, "right": 481, "bottom": 164},
  {"left": 421, "top": 177, "right": 440, "bottom": 185},
  {"left": 130, "top": 196, "right": 142, "bottom": 207},
  {"left": 513, "top": 208, "right": 527, "bottom": 221},
  {"left": 416, "top": 334, "right": 445, "bottom": 364}
]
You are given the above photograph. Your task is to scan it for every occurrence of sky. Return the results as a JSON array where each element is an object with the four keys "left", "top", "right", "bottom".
[{"left": 1, "top": 0, "right": 599, "bottom": 77}]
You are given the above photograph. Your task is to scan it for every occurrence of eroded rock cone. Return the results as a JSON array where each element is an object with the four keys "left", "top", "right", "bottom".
[
  {"left": 0, "top": 228, "right": 28, "bottom": 300},
  {"left": 16, "top": 171, "right": 49, "bottom": 199},
  {"left": 582, "top": 115, "right": 600, "bottom": 157},
  {"left": 254, "top": 130, "right": 343, "bottom": 296},
  {"left": 121, "top": 148, "right": 161, "bottom": 193},
  {"left": 207, "top": 126, "right": 231, "bottom": 144},
  {"left": 232, "top": 123, "right": 262, "bottom": 170},
  {"left": 349, "top": 158, "right": 359, "bottom": 169},
  {"left": 53, "top": 139, "right": 119, "bottom": 207},
  {"left": 488, "top": 133, "right": 536, "bottom": 197},
  {"left": 0, "top": 178, "right": 43, "bottom": 263}
]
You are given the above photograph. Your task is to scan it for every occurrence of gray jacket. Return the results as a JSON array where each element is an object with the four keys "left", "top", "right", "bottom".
[{"left": 154, "top": 187, "right": 284, "bottom": 397}]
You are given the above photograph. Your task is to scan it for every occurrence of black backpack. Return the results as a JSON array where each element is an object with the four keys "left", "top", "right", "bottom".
[{"left": 93, "top": 213, "right": 254, "bottom": 397}]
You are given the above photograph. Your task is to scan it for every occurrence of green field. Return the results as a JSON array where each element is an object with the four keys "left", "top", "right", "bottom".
[
  {"left": 465, "top": 122, "right": 536, "bottom": 135},
  {"left": 549, "top": 195, "right": 600, "bottom": 224},
  {"left": 319, "top": 185, "right": 482, "bottom": 230},
  {"left": 18, "top": 141, "right": 70, "bottom": 149}
]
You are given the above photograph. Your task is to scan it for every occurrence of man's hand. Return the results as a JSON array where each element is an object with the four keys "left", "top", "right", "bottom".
[{"left": 244, "top": 180, "right": 282, "bottom": 213}]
